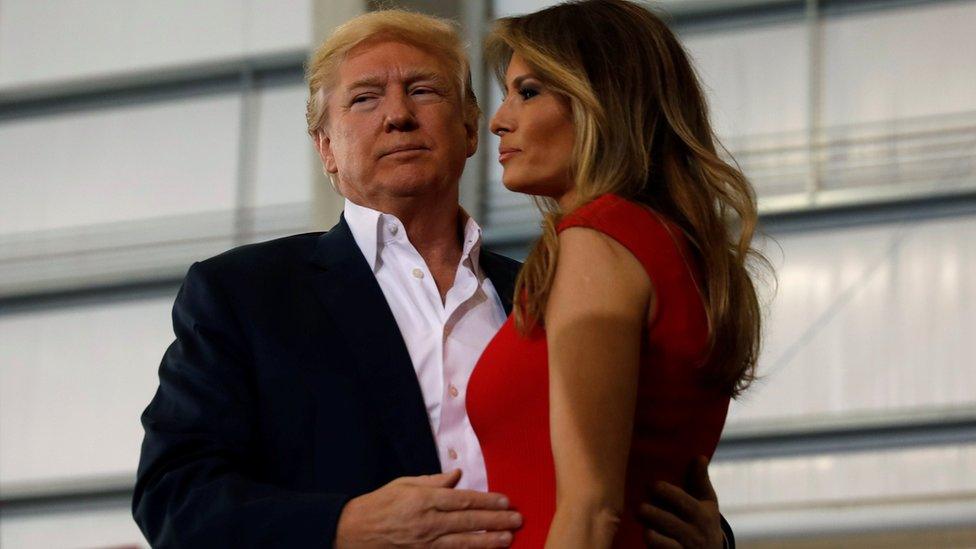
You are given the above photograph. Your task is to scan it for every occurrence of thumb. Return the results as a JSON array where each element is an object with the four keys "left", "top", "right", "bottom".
[
  {"left": 687, "top": 455, "right": 717, "bottom": 502},
  {"left": 412, "top": 468, "right": 463, "bottom": 488}
]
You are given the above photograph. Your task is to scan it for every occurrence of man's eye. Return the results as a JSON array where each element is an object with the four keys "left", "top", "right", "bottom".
[
  {"left": 351, "top": 95, "right": 376, "bottom": 105},
  {"left": 411, "top": 87, "right": 441, "bottom": 98}
]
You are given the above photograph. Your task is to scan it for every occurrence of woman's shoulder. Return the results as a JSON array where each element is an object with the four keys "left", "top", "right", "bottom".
[
  {"left": 558, "top": 193, "right": 695, "bottom": 283},
  {"left": 558, "top": 193, "right": 680, "bottom": 246}
]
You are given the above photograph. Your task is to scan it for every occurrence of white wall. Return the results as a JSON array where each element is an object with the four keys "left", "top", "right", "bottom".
[
  {"left": 1, "top": 500, "right": 147, "bottom": 549},
  {"left": 821, "top": 1, "right": 976, "bottom": 127},
  {"left": 252, "top": 85, "right": 315, "bottom": 209},
  {"left": 0, "top": 0, "right": 312, "bottom": 92},
  {"left": 713, "top": 443, "right": 976, "bottom": 539},
  {"left": 731, "top": 211, "right": 976, "bottom": 426},
  {"left": 0, "top": 294, "right": 176, "bottom": 487},
  {"left": 0, "top": 95, "right": 242, "bottom": 235}
]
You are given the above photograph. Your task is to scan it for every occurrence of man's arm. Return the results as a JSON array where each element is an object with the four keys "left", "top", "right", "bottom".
[
  {"left": 134, "top": 262, "right": 521, "bottom": 547},
  {"left": 638, "top": 456, "right": 734, "bottom": 549},
  {"left": 133, "top": 262, "right": 351, "bottom": 546}
]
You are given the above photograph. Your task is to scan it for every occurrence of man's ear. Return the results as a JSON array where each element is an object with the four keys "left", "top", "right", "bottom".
[
  {"left": 464, "top": 115, "right": 479, "bottom": 159},
  {"left": 314, "top": 130, "right": 338, "bottom": 174}
]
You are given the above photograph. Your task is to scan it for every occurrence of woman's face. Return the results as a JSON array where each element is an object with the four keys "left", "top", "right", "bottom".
[{"left": 490, "top": 54, "right": 576, "bottom": 204}]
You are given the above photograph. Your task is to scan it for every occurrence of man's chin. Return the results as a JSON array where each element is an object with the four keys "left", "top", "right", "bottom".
[{"left": 376, "top": 171, "right": 456, "bottom": 197}]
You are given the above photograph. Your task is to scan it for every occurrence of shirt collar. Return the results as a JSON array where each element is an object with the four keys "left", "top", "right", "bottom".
[
  {"left": 343, "top": 198, "right": 385, "bottom": 272},
  {"left": 343, "top": 198, "right": 486, "bottom": 274},
  {"left": 458, "top": 209, "right": 484, "bottom": 275}
]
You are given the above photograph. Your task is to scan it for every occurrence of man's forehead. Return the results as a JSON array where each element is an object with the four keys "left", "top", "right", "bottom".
[{"left": 338, "top": 40, "right": 451, "bottom": 87}]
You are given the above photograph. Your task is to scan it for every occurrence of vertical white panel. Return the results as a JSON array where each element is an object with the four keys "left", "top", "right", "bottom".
[
  {"left": 0, "top": 94, "right": 242, "bottom": 235},
  {"left": 246, "top": 0, "right": 313, "bottom": 55},
  {"left": 0, "top": 0, "right": 245, "bottom": 90},
  {"left": 730, "top": 212, "right": 976, "bottom": 426},
  {"left": 682, "top": 22, "right": 809, "bottom": 138},
  {"left": 0, "top": 295, "right": 176, "bottom": 486},
  {"left": 494, "top": 0, "right": 557, "bottom": 17},
  {"left": 822, "top": 1, "right": 976, "bottom": 126},
  {"left": 253, "top": 84, "right": 315, "bottom": 207}
]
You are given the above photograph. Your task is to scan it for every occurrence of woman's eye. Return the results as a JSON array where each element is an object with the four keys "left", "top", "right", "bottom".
[{"left": 518, "top": 87, "right": 539, "bottom": 100}]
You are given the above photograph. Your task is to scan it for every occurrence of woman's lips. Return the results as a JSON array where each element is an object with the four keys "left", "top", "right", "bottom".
[{"left": 498, "top": 148, "right": 521, "bottom": 163}]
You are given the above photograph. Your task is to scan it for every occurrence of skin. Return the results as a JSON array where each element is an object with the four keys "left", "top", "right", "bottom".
[
  {"left": 491, "top": 54, "right": 725, "bottom": 549},
  {"left": 641, "top": 456, "right": 725, "bottom": 549},
  {"left": 316, "top": 40, "right": 520, "bottom": 548},
  {"left": 315, "top": 40, "right": 478, "bottom": 300},
  {"left": 489, "top": 54, "right": 577, "bottom": 208}
]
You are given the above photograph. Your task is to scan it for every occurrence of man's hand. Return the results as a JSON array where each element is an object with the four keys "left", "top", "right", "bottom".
[
  {"left": 334, "top": 469, "right": 521, "bottom": 548},
  {"left": 638, "top": 456, "right": 724, "bottom": 549}
]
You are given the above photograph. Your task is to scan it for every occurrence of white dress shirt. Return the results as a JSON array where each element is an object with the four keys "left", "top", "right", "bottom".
[{"left": 343, "top": 199, "right": 508, "bottom": 492}]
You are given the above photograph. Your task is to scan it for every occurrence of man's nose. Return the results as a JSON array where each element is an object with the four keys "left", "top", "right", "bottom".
[{"left": 383, "top": 92, "right": 418, "bottom": 132}]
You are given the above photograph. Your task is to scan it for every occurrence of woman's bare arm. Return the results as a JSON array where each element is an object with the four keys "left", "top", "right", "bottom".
[{"left": 544, "top": 226, "right": 652, "bottom": 549}]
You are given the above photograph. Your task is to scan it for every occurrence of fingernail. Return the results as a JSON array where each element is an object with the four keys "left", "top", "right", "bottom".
[
  {"left": 498, "top": 497, "right": 509, "bottom": 508},
  {"left": 511, "top": 512, "right": 522, "bottom": 526}
]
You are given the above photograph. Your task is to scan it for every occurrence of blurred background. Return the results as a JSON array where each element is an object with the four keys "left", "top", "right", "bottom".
[{"left": 1, "top": 0, "right": 974, "bottom": 547}]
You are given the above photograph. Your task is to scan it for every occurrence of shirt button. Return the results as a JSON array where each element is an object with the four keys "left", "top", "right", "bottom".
[
  {"left": 449, "top": 384, "right": 459, "bottom": 398},
  {"left": 412, "top": 268, "right": 424, "bottom": 279},
  {"left": 448, "top": 448, "right": 458, "bottom": 460},
  {"left": 388, "top": 225, "right": 399, "bottom": 235}
]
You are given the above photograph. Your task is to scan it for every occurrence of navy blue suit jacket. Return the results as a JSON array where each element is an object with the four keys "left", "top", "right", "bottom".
[{"left": 133, "top": 216, "right": 520, "bottom": 547}]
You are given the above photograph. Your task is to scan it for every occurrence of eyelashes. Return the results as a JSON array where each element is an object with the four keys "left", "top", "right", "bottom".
[{"left": 518, "top": 86, "right": 539, "bottom": 100}]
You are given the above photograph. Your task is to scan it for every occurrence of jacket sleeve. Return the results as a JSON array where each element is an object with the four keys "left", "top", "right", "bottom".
[
  {"left": 721, "top": 514, "right": 735, "bottom": 549},
  {"left": 132, "top": 262, "right": 350, "bottom": 547}
]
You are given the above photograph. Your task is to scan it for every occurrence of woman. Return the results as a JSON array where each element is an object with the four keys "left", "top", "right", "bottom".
[{"left": 466, "top": 1, "right": 768, "bottom": 547}]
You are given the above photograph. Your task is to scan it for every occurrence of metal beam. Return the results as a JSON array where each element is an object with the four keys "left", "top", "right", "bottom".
[
  {"left": 714, "top": 408, "right": 976, "bottom": 461},
  {"left": 0, "top": 52, "right": 306, "bottom": 123}
]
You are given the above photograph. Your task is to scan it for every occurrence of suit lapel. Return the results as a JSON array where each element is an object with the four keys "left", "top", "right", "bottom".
[
  {"left": 308, "top": 216, "right": 441, "bottom": 476},
  {"left": 479, "top": 249, "right": 520, "bottom": 316}
]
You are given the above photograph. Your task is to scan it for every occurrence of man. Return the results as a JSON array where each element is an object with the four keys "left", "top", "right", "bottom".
[{"left": 134, "top": 10, "right": 730, "bottom": 548}]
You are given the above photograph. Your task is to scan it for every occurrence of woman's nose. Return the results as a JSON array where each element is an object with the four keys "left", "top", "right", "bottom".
[{"left": 490, "top": 99, "right": 514, "bottom": 136}]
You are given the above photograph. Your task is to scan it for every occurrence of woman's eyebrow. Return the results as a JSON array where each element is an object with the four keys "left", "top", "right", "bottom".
[{"left": 510, "top": 74, "right": 538, "bottom": 88}]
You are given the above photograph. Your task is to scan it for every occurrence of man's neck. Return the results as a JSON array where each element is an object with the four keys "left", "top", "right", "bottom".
[{"left": 347, "top": 193, "right": 466, "bottom": 300}]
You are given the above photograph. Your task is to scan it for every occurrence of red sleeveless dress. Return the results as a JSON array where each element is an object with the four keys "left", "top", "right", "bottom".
[{"left": 467, "top": 194, "right": 730, "bottom": 547}]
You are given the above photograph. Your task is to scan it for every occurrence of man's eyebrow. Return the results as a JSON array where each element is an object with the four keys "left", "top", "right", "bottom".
[
  {"left": 345, "top": 75, "right": 386, "bottom": 91},
  {"left": 402, "top": 69, "right": 449, "bottom": 87},
  {"left": 344, "top": 70, "right": 447, "bottom": 92}
]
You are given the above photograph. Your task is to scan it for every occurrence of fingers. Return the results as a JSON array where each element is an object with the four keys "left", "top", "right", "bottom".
[
  {"left": 435, "top": 509, "right": 522, "bottom": 535},
  {"left": 644, "top": 529, "right": 682, "bottom": 549},
  {"left": 432, "top": 530, "right": 513, "bottom": 548},
  {"left": 432, "top": 488, "right": 511, "bottom": 512},
  {"left": 649, "top": 480, "right": 702, "bottom": 521},
  {"left": 638, "top": 503, "right": 696, "bottom": 544},
  {"left": 410, "top": 468, "right": 464, "bottom": 488},
  {"left": 686, "top": 455, "right": 717, "bottom": 502}
]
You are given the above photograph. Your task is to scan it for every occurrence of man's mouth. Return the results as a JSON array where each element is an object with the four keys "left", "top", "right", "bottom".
[{"left": 381, "top": 145, "right": 429, "bottom": 157}]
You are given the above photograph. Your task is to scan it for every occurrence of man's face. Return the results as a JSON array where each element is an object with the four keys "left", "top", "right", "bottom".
[{"left": 316, "top": 40, "right": 477, "bottom": 207}]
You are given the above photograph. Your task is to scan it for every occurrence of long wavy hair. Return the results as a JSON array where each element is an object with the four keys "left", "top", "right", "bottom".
[{"left": 487, "top": 0, "right": 770, "bottom": 397}]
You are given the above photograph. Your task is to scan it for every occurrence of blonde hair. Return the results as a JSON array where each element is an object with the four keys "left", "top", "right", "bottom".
[
  {"left": 488, "top": 0, "right": 770, "bottom": 397},
  {"left": 305, "top": 9, "right": 480, "bottom": 137}
]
